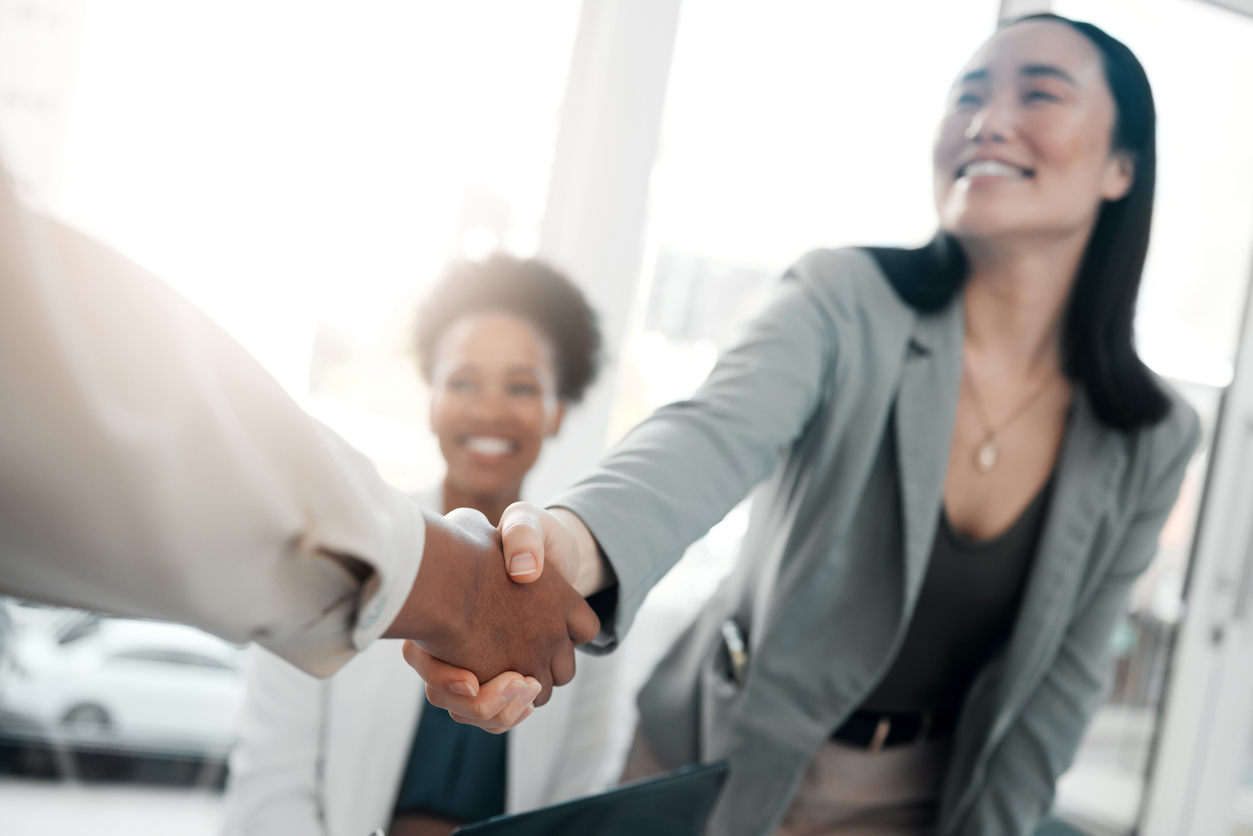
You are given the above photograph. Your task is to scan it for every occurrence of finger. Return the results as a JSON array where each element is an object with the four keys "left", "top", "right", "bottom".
[
  {"left": 450, "top": 700, "right": 536, "bottom": 734},
  {"left": 566, "top": 596, "right": 602, "bottom": 647},
  {"left": 532, "top": 669, "right": 555, "bottom": 707},
  {"left": 551, "top": 639, "right": 577, "bottom": 688},
  {"left": 448, "top": 669, "right": 535, "bottom": 721},
  {"left": 449, "top": 711, "right": 508, "bottom": 734},
  {"left": 499, "top": 502, "right": 545, "bottom": 583},
  {"left": 445, "top": 506, "right": 492, "bottom": 531},
  {"left": 401, "top": 641, "right": 481, "bottom": 697},
  {"left": 447, "top": 676, "right": 541, "bottom": 733},
  {"left": 488, "top": 677, "right": 542, "bottom": 728},
  {"left": 420, "top": 664, "right": 528, "bottom": 722}
]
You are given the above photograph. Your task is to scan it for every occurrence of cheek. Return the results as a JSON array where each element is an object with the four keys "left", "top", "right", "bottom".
[
  {"left": 933, "top": 117, "right": 965, "bottom": 168},
  {"left": 429, "top": 396, "right": 464, "bottom": 446},
  {"left": 932, "top": 120, "right": 965, "bottom": 202},
  {"left": 1031, "top": 109, "right": 1111, "bottom": 177},
  {"left": 515, "top": 403, "right": 553, "bottom": 449}
]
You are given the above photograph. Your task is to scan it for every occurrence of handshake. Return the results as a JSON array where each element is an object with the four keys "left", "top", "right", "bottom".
[{"left": 381, "top": 502, "right": 607, "bottom": 734}]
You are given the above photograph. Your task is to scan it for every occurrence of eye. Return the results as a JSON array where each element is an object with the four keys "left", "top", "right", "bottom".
[
  {"left": 447, "top": 377, "right": 476, "bottom": 394},
  {"left": 1023, "top": 89, "right": 1061, "bottom": 104},
  {"left": 508, "top": 382, "right": 540, "bottom": 398},
  {"left": 955, "top": 92, "right": 981, "bottom": 107}
]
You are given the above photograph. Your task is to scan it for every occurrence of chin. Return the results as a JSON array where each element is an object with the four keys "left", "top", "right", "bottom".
[
  {"left": 452, "top": 473, "right": 515, "bottom": 500},
  {"left": 940, "top": 203, "right": 1032, "bottom": 241}
]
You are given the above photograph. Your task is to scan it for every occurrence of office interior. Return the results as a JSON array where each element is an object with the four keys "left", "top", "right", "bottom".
[{"left": 1, "top": 0, "right": 1253, "bottom": 833}]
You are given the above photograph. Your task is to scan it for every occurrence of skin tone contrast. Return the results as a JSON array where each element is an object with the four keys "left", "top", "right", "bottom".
[{"left": 397, "top": 312, "right": 570, "bottom": 739}]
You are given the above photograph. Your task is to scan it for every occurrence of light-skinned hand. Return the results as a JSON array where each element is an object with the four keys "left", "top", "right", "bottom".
[{"left": 496, "top": 502, "right": 608, "bottom": 595}]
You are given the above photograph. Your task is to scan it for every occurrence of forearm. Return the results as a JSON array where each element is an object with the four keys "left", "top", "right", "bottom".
[
  {"left": 0, "top": 176, "right": 423, "bottom": 676},
  {"left": 382, "top": 508, "right": 473, "bottom": 643},
  {"left": 547, "top": 279, "right": 834, "bottom": 640}
]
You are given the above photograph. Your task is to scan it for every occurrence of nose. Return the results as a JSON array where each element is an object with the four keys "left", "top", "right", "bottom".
[
  {"left": 965, "top": 101, "right": 1013, "bottom": 144},
  {"left": 466, "top": 386, "right": 509, "bottom": 423}
]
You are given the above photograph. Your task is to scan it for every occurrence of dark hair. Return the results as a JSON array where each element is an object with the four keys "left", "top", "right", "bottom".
[
  {"left": 415, "top": 254, "right": 601, "bottom": 403},
  {"left": 868, "top": 13, "right": 1170, "bottom": 432}
]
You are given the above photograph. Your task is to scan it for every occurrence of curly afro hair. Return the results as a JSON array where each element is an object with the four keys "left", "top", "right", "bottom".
[{"left": 415, "top": 254, "right": 602, "bottom": 403}]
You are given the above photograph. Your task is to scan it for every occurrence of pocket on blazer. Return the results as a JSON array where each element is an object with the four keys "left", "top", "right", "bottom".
[
  {"left": 700, "top": 622, "right": 748, "bottom": 756},
  {"left": 713, "top": 618, "right": 749, "bottom": 690}
]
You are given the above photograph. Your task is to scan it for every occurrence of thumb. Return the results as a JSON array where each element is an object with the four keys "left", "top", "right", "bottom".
[{"left": 499, "top": 501, "right": 546, "bottom": 584}]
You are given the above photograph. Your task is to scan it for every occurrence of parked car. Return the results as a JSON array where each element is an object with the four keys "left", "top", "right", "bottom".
[{"left": 0, "top": 613, "right": 245, "bottom": 757}]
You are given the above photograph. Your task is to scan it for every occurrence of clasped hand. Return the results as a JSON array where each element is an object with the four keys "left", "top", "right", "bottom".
[{"left": 384, "top": 506, "right": 600, "bottom": 733}]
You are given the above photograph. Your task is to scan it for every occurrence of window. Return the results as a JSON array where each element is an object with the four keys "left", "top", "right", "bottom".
[
  {"left": 0, "top": 2, "right": 582, "bottom": 830},
  {"left": 609, "top": 0, "right": 1001, "bottom": 437}
]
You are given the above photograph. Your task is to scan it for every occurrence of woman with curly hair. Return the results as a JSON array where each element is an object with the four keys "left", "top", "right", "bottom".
[{"left": 225, "top": 254, "right": 616, "bottom": 836}]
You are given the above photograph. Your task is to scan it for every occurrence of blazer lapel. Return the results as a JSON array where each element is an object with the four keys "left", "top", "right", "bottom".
[
  {"left": 947, "top": 392, "right": 1128, "bottom": 825},
  {"left": 894, "top": 302, "right": 964, "bottom": 608},
  {"left": 994, "top": 393, "right": 1127, "bottom": 729}
]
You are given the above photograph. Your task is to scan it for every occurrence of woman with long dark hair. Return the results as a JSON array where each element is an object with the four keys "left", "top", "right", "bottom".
[{"left": 419, "top": 14, "right": 1200, "bottom": 835}]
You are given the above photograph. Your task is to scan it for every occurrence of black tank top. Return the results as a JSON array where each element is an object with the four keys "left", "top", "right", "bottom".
[{"left": 859, "top": 475, "right": 1054, "bottom": 714}]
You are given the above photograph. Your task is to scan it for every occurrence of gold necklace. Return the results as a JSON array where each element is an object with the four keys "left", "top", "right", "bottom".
[{"left": 963, "top": 357, "right": 1058, "bottom": 473}]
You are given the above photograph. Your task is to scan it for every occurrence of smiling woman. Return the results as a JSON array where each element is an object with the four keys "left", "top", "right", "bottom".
[
  {"left": 462, "top": 13, "right": 1202, "bottom": 836},
  {"left": 415, "top": 255, "right": 602, "bottom": 527},
  {"left": 224, "top": 255, "right": 611, "bottom": 836}
]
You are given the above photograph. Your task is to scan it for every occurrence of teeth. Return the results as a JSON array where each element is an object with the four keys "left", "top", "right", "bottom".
[
  {"left": 464, "top": 436, "right": 515, "bottom": 456},
  {"left": 962, "top": 160, "right": 1026, "bottom": 179}
]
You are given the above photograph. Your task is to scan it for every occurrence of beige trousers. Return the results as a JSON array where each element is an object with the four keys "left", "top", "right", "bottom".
[{"left": 622, "top": 730, "right": 951, "bottom": 836}]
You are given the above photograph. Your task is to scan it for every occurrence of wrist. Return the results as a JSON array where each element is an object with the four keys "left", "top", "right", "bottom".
[
  {"left": 548, "top": 507, "right": 610, "bottom": 597},
  {"left": 381, "top": 508, "right": 467, "bottom": 643}
]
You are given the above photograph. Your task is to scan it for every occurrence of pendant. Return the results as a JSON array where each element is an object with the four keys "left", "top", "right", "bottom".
[{"left": 974, "top": 439, "right": 999, "bottom": 473}]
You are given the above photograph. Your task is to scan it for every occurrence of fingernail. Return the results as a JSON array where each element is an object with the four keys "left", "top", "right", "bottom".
[
  {"left": 526, "top": 681, "right": 542, "bottom": 700},
  {"left": 502, "top": 680, "right": 527, "bottom": 702},
  {"left": 508, "top": 552, "right": 538, "bottom": 576},
  {"left": 449, "top": 681, "right": 477, "bottom": 697}
]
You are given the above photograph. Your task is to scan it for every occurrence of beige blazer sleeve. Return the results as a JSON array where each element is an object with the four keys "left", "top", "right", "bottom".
[{"left": 0, "top": 167, "right": 423, "bottom": 677}]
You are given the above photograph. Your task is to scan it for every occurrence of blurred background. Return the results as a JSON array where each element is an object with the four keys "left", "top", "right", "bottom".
[{"left": 2, "top": 0, "right": 1253, "bottom": 833}]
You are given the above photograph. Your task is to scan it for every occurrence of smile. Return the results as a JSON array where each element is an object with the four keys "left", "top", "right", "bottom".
[
  {"left": 957, "top": 159, "right": 1034, "bottom": 180},
  {"left": 461, "top": 435, "right": 519, "bottom": 458}
]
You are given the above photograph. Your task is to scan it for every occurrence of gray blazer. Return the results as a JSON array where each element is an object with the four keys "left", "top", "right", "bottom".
[{"left": 554, "top": 248, "right": 1200, "bottom": 836}]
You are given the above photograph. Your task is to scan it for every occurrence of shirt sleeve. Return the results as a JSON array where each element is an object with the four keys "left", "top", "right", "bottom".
[{"left": 0, "top": 166, "right": 423, "bottom": 677}]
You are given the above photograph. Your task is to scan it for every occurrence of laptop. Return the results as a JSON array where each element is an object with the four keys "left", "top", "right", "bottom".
[{"left": 450, "top": 761, "right": 730, "bottom": 836}]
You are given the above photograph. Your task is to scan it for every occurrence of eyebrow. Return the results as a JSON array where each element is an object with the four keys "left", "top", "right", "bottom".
[
  {"left": 956, "top": 64, "right": 1079, "bottom": 87},
  {"left": 1020, "top": 63, "right": 1078, "bottom": 86}
]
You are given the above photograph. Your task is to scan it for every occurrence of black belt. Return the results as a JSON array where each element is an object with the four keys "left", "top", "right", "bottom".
[{"left": 832, "top": 706, "right": 958, "bottom": 752}]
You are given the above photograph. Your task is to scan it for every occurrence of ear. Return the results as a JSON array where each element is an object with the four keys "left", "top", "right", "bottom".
[
  {"left": 1101, "top": 151, "right": 1135, "bottom": 201},
  {"left": 546, "top": 401, "right": 567, "bottom": 437}
]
